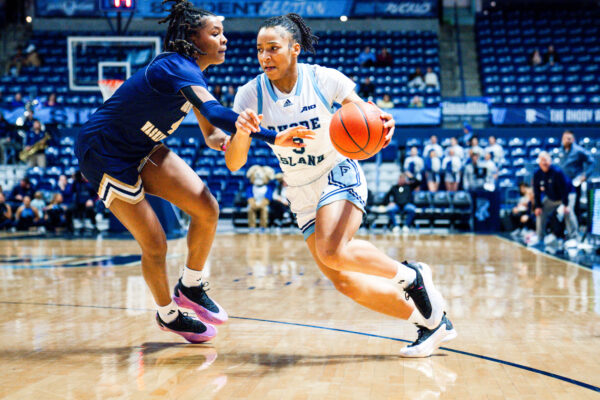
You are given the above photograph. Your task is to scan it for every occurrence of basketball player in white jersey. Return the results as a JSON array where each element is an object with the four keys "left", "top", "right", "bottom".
[{"left": 225, "top": 14, "right": 456, "bottom": 357}]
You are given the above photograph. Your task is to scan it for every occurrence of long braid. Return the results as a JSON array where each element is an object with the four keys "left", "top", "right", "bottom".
[
  {"left": 259, "top": 13, "right": 319, "bottom": 54},
  {"left": 159, "top": 0, "right": 214, "bottom": 58}
]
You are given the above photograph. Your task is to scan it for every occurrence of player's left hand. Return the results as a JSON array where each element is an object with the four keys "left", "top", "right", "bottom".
[{"left": 368, "top": 101, "right": 395, "bottom": 148}]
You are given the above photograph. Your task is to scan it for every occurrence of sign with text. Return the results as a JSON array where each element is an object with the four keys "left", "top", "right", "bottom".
[{"left": 492, "top": 107, "right": 600, "bottom": 125}]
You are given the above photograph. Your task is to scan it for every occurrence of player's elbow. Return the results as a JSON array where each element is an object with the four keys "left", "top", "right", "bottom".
[{"left": 225, "top": 154, "right": 247, "bottom": 172}]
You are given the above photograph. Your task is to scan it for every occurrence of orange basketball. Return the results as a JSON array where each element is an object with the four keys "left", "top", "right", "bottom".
[{"left": 329, "top": 102, "right": 387, "bottom": 160}]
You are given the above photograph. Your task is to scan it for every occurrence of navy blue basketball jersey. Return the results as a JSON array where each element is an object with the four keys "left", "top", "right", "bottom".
[{"left": 76, "top": 52, "right": 207, "bottom": 160}]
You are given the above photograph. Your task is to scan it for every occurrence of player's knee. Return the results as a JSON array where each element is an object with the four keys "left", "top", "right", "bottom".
[
  {"left": 189, "top": 190, "right": 220, "bottom": 224},
  {"left": 141, "top": 235, "right": 168, "bottom": 260},
  {"left": 316, "top": 243, "right": 344, "bottom": 270}
]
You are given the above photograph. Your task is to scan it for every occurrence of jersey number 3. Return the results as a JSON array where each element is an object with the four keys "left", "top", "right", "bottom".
[{"left": 293, "top": 138, "right": 305, "bottom": 155}]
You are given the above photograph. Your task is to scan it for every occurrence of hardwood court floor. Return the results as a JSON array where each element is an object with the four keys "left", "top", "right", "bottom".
[{"left": 0, "top": 233, "right": 599, "bottom": 399}]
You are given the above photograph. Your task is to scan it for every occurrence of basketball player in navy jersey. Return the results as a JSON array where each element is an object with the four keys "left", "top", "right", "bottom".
[
  {"left": 225, "top": 14, "right": 456, "bottom": 357},
  {"left": 75, "top": 0, "right": 313, "bottom": 343}
]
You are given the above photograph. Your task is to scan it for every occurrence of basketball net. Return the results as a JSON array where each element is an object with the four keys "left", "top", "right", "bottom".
[{"left": 98, "top": 79, "right": 124, "bottom": 101}]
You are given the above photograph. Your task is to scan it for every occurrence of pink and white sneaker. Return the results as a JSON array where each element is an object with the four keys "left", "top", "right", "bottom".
[
  {"left": 173, "top": 279, "right": 228, "bottom": 325},
  {"left": 156, "top": 311, "right": 217, "bottom": 343}
]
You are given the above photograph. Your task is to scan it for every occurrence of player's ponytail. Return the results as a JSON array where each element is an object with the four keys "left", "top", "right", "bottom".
[
  {"left": 159, "top": 0, "right": 215, "bottom": 58},
  {"left": 259, "top": 13, "right": 319, "bottom": 54}
]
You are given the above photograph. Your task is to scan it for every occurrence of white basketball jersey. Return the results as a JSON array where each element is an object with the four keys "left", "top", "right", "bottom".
[{"left": 234, "top": 63, "right": 356, "bottom": 186}]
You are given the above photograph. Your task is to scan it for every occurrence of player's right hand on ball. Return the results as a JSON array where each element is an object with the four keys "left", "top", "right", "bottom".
[
  {"left": 274, "top": 126, "right": 316, "bottom": 148},
  {"left": 235, "top": 108, "right": 262, "bottom": 135}
]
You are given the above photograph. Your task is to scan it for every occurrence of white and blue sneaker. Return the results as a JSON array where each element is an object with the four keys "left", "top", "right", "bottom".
[
  {"left": 402, "top": 261, "right": 446, "bottom": 329},
  {"left": 400, "top": 313, "right": 457, "bottom": 358}
]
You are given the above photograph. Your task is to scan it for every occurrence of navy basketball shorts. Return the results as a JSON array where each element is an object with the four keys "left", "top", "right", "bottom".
[{"left": 78, "top": 144, "right": 163, "bottom": 207}]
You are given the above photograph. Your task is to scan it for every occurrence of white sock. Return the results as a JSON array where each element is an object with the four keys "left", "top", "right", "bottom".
[
  {"left": 182, "top": 265, "right": 204, "bottom": 288},
  {"left": 408, "top": 308, "right": 427, "bottom": 327},
  {"left": 157, "top": 300, "right": 179, "bottom": 324},
  {"left": 391, "top": 261, "right": 417, "bottom": 288}
]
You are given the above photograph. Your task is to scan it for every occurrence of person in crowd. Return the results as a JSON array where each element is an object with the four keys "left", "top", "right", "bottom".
[
  {"left": 503, "top": 182, "right": 535, "bottom": 235},
  {"left": 544, "top": 45, "right": 560, "bottom": 66},
  {"left": 461, "top": 122, "right": 473, "bottom": 147},
  {"left": 557, "top": 130, "right": 595, "bottom": 222},
  {"left": 485, "top": 135, "right": 504, "bottom": 165},
  {"left": 446, "top": 136, "right": 464, "bottom": 160},
  {"left": 24, "top": 119, "right": 47, "bottom": 167},
  {"left": 468, "top": 136, "right": 483, "bottom": 158},
  {"left": 442, "top": 148, "right": 462, "bottom": 192},
  {"left": 212, "top": 85, "right": 223, "bottom": 103},
  {"left": 223, "top": 85, "right": 236, "bottom": 108},
  {"left": 423, "top": 135, "right": 443, "bottom": 158},
  {"left": 384, "top": 173, "right": 416, "bottom": 233},
  {"left": 463, "top": 152, "right": 494, "bottom": 191},
  {"left": 404, "top": 146, "right": 424, "bottom": 190},
  {"left": 376, "top": 47, "right": 393, "bottom": 67},
  {"left": 44, "top": 93, "right": 58, "bottom": 107},
  {"left": 0, "top": 192, "right": 12, "bottom": 230},
  {"left": 269, "top": 173, "right": 290, "bottom": 227},
  {"left": 4, "top": 46, "right": 25, "bottom": 76},
  {"left": 0, "top": 111, "right": 20, "bottom": 164},
  {"left": 357, "top": 46, "right": 376, "bottom": 67},
  {"left": 14, "top": 195, "right": 40, "bottom": 231},
  {"left": 408, "top": 67, "right": 425, "bottom": 90},
  {"left": 71, "top": 171, "right": 97, "bottom": 232},
  {"left": 408, "top": 95, "right": 423, "bottom": 108},
  {"left": 44, "top": 193, "right": 69, "bottom": 233},
  {"left": 23, "top": 44, "right": 42, "bottom": 68},
  {"left": 8, "top": 92, "right": 25, "bottom": 109},
  {"left": 30, "top": 191, "right": 46, "bottom": 219},
  {"left": 377, "top": 93, "right": 394, "bottom": 109},
  {"left": 8, "top": 178, "right": 34, "bottom": 208},
  {"left": 424, "top": 67, "right": 439, "bottom": 89},
  {"left": 424, "top": 149, "right": 441, "bottom": 192},
  {"left": 532, "top": 152, "right": 578, "bottom": 247},
  {"left": 530, "top": 49, "right": 542, "bottom": 66},
  {"left": 358, "top": 76, "right": 375, "bottom": 99}
]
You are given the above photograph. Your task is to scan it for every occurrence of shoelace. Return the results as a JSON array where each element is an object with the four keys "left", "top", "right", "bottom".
[
  {"left": 201, "top": 281, "right": 210, "bottom": 292},
  {"left": 411, "top": 326, "right": 427, "bottom": 346}
]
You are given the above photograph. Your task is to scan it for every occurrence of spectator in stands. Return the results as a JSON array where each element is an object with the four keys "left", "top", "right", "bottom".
[
  {"left": 8, "top": 178, "right": 33, "bottom": 207},
  {"left": 481, "top": 152, "right": 498, "bottom": 182},
  {"left": 269, "top": 173, "right": 290, "bottom": 227},
  {"left": 529, "top": 49, "right": 542, "bottom": 66},
  {"left": 503, "top": 182, "right": 535, "bottom": 236},
  {"left": 423, "top": 135, "right": 443, "bottom": 158},
  {"left": 408, "top": 95, "right": 424, "bottom": 108},
  {"left": 424, "top": 67, "right": 439, "bottom": 89},
  {"left": 442, "top": 148, "right": 462, "bottom": 192},
  {"left": 558, "top": 130, "right": 595, "bottom": 222},
  {"left": 376, "top": 47, "right": 393, "bottom": 67},
  {"left": 71, "top": 171, "right": 97, "bottom": 232},
  {"left": 24, "top": 119, "right": 47, "bottom": 167},
  {"left": 0, "top": 112, "right": 19, "bottom": 164},
  {"left": 533, "top": 152, "right": 578, "bottom": 247},
  {"left": 223, "top": 85, "right": 236, "bottom": 108},
  {"left": 0, "top": 192, "right": 12, "bottom": 230},
  {"left": 543, "top": 45, "right": 560, "bottom": 66},
  {"left": 446, "top": 136, "right": 464, "bottom": 160},
  {"left": 31, "top": 191, "right": 46, "bottom": 219},
  {"left": 424, "top": 149, "right": 441, "bottom": 192},
  {"left": 463, "top": 152, "right": 494, "bottom": 191},
  {"left": 468, "top": 136, "right": 483, "bottom": 158},
  {"left": 357, "top": 46, "right": 376, "bottom": 67},
  {"left": 461, "top": 122, "right": 473, "bottom": 147},
  {"left": 44, "top": 193, "right": 68, "bottom": 233},
  {"left": 4, "top": 46, "right": 25, "bottom": 76},
  {"left": 55, "top": 174, "right": 73, "bottom": 230},
  {"left": 376, "top": 93, "right": 394, "bottom": 109},
  {"left": 43, "top": 93, "right": 58, "bottom": 107},
  {"left": 404, "top": 146, "right": 424, "bottom": 190},
  {"left": 384, "top": 173, "right": 416, "bottom": 233},
  {"left": 212, "top": 85, "right": 223, "bottom": 104},
  {"left": 8, "top": 92, "right": 25, "bottom": 109},
  {"left": 358, "top": 77, "right": 375, "bottom": 99},
  {"left": 485, "top": 135, "right": 504, "bottom": 165},
  {"left": 14, "top": 195, "right": 40, "bottom": 231},
  {"left": 23, "top": 44, "right": 42, "bottom": 68},
  {"left": 408, "top": 67, "right": 425, "bottom": 90}
]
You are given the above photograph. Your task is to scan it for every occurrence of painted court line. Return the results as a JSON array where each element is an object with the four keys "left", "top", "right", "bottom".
[{"left": 0, "top": 300, "right": 598, "bottom": 393}]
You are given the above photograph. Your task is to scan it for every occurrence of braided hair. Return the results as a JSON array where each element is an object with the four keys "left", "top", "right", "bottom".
[
  {"left": 159, "top": 0, "right": 215, "bottom": 58},
  {"left": 258, "top": 13, "right": 319, "bottom": 54}
]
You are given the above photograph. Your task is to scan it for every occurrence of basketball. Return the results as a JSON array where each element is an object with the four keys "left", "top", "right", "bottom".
[{"left": 329, "top": 102, "right": 387, "bottom": 160}]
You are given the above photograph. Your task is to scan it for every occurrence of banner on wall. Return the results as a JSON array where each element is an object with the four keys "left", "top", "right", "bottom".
[
  {"left": 352, "top": 0, "right": 438, "bottom": 17},
  {"left": 36, "top": 0, "right": 436, "bottom": 18},
  {"left": 491, "top": 107, "right": 600, "bottom": 125}
]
